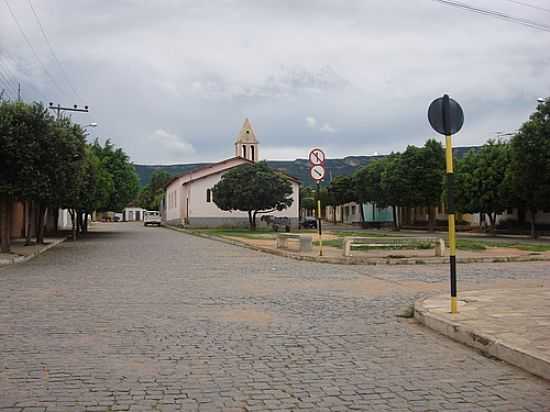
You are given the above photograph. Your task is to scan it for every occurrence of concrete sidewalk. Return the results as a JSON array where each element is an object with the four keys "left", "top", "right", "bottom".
[
  {"left": 415, "top": 288, "right": 550, "bottom": 380},
  {"left": 0, "top": 237, "right": 66, "bottom": 265}
]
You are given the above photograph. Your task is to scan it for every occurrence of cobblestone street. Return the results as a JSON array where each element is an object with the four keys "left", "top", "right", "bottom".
[{"left": 1, "top": 223, "right": 549, "bottom": 411}]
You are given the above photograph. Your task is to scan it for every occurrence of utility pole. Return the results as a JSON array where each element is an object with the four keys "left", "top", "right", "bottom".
[
  {"left": 17, "top": 83, "right": 21, "bottom": 101},
  {"left": 48, "top": 102, "right": 89, "bottom": 120}
]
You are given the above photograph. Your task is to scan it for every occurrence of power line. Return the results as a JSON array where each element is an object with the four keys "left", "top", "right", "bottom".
[
  {"left": 431, "top": 0, "right": 550, "bottom": 32},
  {"left": 499, "top": 0, "right": 550, "bottom": 14},
  {"left": 2, "top": 0, "right": 70, "bottom": 99},
  {"left": 26, "top": 0, "right": 83, "bottom": 101}
]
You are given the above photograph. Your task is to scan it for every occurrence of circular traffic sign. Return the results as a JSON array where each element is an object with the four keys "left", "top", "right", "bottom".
[
  {"left": 428, "top": 94, "right": 464, "bottom": 136},
  {"left": 309, "top": 148, "right": 326, "bottom": 166},
  {"left": 310, "top": 165, "right": 325, "bottom": 181}
]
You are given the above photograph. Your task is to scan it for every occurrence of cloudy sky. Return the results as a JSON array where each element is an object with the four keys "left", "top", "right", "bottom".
[{"left": 1, "top": 0, "right": 549, "bottom": 164}]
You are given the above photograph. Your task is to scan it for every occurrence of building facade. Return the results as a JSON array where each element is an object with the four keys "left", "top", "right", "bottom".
[{"left": 164, "top": 119, "right": 300, "bottom": 228}]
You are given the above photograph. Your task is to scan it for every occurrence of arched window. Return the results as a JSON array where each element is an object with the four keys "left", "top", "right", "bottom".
[
  {"left": 206, "top": 188, "right": 211, "bottom": 203},
  {"left": 242, "top": 145, "right": 247, "bottom": 159},
  {"left": 251, "top": 145, "right": 255, "bottom": 161}
]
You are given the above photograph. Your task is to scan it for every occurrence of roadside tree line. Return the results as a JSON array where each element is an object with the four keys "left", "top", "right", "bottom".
[
  {"left": 309, "top": 99, "right": 550, "bottom": 238},
  {"left": 0, "top": 100, "right": 139, "bottom": 253}
]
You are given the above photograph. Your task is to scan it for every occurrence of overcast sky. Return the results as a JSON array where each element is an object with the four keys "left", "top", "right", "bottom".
[{"left": 1, "top": 0, "right": 549, "bottom": 164}]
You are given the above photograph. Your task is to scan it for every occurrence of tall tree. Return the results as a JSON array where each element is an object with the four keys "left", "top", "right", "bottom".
[
  {"left": 212, "top": 162, "right": 293, "bottom": 230},
  {"left": 327, "top": 175, "right": 355, "bottom": 223},
  {"left": 92, "top": 139, "right": 139, "bottom": 212},
  {"left": 380, "top": 153, "right": 406, "bottom": 230},
  {"left": 509, "top": 99, "right": 550, "bottom": 238},
  {"left": 398, "top": 140, "right": 445, "bottom": 231},
  {"left": 455, "top": 141, "right": 511, "bottom": 233}
]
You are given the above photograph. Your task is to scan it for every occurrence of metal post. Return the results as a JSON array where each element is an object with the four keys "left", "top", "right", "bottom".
[
  {"left": 317, "top": 182, "right": 323, "bottom": 257},
  {"left": 443, "top": 94, "right": 458, "bottom": 314}
]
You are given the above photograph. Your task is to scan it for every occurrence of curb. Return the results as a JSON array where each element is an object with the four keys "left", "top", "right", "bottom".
[
  {"left": 0, "top": 237, "right": 66, "bottom": 266},
  {"left": 414, "top": 295, "right": 550, "bottom": 381},
  {"left": 162, "top": 225, "right": 550, "bottom": 266}
]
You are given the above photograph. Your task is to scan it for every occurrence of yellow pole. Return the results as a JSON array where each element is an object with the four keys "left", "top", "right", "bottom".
[
  {"left": 317, "top": 198, "right": 323, "bottom": 256},
  {"left": 446, "top": 134, "right": 458, "bottom": 314}
]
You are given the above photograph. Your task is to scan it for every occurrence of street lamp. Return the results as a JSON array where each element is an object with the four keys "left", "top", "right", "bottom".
[
  {"left": 537, "top": 97, "right": 549, "bottom": 103},
  {"left": 83, "top": 122, "right": 98, "bottom": 128}
]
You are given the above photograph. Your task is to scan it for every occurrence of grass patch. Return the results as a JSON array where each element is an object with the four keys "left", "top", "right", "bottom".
[
  {"left": 455, "top": 239, "right": 488, "bottom": 251},
  {"left": 190, "top": 227, "right": 275, "bottom": 239},
  {"left": 454, "top": 239, "right": 550, "bottom": 252}
]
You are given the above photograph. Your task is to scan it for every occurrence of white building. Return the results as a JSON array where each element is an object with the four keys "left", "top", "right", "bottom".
[
  {"left": 164, "top": 119, "right": 300, "bottom": 228},
  {"left": 123, "top": 207, "right": 146, "bottom": 222}
]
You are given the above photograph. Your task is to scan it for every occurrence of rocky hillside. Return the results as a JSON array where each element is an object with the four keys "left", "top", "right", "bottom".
[{"left": 134, "top": 146, "right": 479, "bottom": 187}]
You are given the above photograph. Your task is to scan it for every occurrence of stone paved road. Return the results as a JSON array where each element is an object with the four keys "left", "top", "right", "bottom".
[{"left": 1, "top": 223, "right": 549, "bottom": 412}]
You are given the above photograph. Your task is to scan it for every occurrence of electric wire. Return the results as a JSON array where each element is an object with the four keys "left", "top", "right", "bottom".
[
  {"left": 2, "top": 0, "right": 70, "bottom": 99},
  {"left": 27, "top": 0, "right": 82, "bottom": 101},
  {"left": 499, "top": 0, "right": 550, "bottom": 14},
  {"left": 431, "top": 0, "right": 550, "bottom": 32}
]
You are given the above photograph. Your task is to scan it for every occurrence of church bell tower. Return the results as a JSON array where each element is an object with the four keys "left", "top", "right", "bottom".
[{"left": 235, "top": 118, "right": 259, "bottom": 162}]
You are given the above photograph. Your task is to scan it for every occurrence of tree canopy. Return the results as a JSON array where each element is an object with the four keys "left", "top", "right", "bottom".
[
  {"left": 508, "top": 99, "right": 550, "bottom": 238},
  {"left": 212, "top": 161, "right": 293, "bottom": 230}
]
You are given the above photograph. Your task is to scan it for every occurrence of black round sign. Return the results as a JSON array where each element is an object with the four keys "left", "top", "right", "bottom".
[{"left": 428, "top": 94, "right": 464, "bottom": 135}]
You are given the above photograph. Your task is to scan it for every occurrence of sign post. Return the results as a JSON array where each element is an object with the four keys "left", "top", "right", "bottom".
[
  {"left": 309, "top": 149, "right": 326, "bottom": 257},
  {"left": 428, "top": 94, "right": 464, "bottom": 314}
]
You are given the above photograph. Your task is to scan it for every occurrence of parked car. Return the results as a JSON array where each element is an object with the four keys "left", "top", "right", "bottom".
[
  {"left": 272, "top": 216, "right": 291, "bottom": 232},
  {"left": 144, "top": 210, "right": 161, "bottom": 226},
  {"left": 300, "top": 216, "right": 317, "bottom": 229}
]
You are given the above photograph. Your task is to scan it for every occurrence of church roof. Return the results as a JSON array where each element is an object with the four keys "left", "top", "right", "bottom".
[
  {"left": 164, "top": 157, "right": 252, "bottom": 189},
  {"left": 235, "top": 118, "right": 258, "bottom": 144},
  {"left": 164, "top": 156, "right": 300, "bottom": 189}
]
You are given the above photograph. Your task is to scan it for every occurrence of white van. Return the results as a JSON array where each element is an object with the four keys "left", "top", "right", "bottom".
[{"left": 143, "top": 210, "right": 161, "bottom": 226}]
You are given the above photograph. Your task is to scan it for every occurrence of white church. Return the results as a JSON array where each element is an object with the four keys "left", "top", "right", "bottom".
[{"left": 163, "top": 119, "right": 300, "bottom": 228}]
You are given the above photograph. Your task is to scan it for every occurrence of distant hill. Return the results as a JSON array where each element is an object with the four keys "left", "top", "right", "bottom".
[{"left": 134, "top": 146, "right": 480, "bottom": 187}]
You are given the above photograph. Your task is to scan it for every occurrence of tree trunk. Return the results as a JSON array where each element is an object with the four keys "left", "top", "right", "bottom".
[
  {"left": 392, "top": 205, "right": 400, "bottom": 231},
  {"left": 530, "top": 209, "right": 538, "bottom": 239},
  {"left": 0, "top": 195, "right": 11, "bottom": 253},
  {"left": 488, "top": 212, "right": 497, "bottom": 234},
  {"left": 36, "top": 205, "right": 47, "bottom": 244},
  {"left": 69, "top": 209, "right": 77, "bottom": 241},
  {"left": 53, "top": 208, "right": 59, "bottom": 233},
  {"left": 77, "top": 212, "right": 83, "bottom": 234},
  {"left": 359, "top": 203, "right": 365, "bottom": 226},
  {"left": 83, "top": 212, "right": 89, "bottom": 233},
  {"left": 248, "top": 210, "right": 255, "bottom": 231},
  {"left": 332, "top": 205, "right": 336, "bottom": 224},
  {"left": 24, "top": 200, "right": 33, "bottom": 246},
  {"left": 428, "top": 207, "right": 435, "bottom": 232}
]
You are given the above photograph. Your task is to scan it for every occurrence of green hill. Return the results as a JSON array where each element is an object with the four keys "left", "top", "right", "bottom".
[{"left": 134, "top": 146, "right": 479, "bottom": 187}]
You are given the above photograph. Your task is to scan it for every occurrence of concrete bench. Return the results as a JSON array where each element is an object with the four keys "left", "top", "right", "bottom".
[
  {"left": 275, "top": 233, "right": 313, "bottom": 252},
  {"left": 343, "top": 236, "right": 446, "bottom": 257}
]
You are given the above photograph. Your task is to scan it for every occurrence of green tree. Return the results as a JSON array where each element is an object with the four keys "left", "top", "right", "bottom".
[
  {"left": 381, "top": 153, "right": 406, "bottom": 230},
  {"left": 509, "top": 99, "right": 550, "bottom": 238},
  {"left": 0, "top": 102, "right": 78, "bottom": 248},
  {"left": 73, "top": 146, "right": 113, "bottom": 235},
  {"left": 455, "top": 141, "right": 511, "bottom": 233},
  {"left": 137, "top": 170, "right": 171, "bottom": 211},
  {"left": 398, "top": 140, "right": 445, "bottom": 231},
  {"left": 92, "top": 139, "right": 139, "bottom": 212},
  {"left": 299, "top": 187, "right": 316, "bottom": 213},
  {"left": 212, "top": 161, "right": 293, "bottom": 230}
]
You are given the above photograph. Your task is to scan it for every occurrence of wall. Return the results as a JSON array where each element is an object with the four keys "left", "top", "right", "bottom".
[{"left": 186, "top": 171, "right": 300, "bottom": 227}]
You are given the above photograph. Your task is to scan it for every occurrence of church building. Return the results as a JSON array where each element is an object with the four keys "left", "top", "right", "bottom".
[{"left": 163, "top": 119, "right": 300, "bottom": 228}]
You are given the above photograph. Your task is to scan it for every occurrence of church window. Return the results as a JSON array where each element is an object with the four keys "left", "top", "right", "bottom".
[
  {"left": 242, "top": 145, "right": 247, "bottom": 158},
  {"left": 206, "top": 189, "right": 211, "bottom": 203},
  {"left": 251, "top": 145, "right": 255, "bottom": 161}
]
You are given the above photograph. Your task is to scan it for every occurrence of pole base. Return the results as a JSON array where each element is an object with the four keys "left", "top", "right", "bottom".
[{"left": 450, "top": 296, "right": 458, "bottom": 314}]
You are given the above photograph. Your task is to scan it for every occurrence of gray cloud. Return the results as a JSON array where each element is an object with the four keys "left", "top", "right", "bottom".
[{"left": 1, "top": 0, "right": 549, "bottom": 164}]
